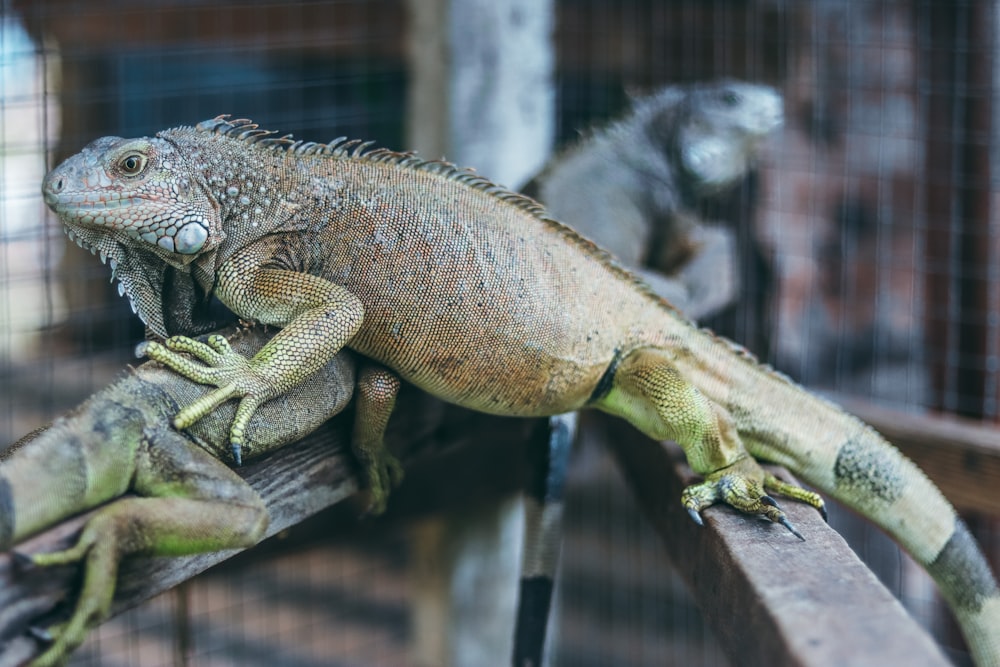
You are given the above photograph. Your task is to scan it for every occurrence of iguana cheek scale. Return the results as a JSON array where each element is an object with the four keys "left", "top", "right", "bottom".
[{"left": 41, "top": 117, "right": 1000, "bottom": 666}]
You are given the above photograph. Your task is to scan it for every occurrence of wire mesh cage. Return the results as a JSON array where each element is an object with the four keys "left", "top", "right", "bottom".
[{"left": 1, "top": 1, "right": 998, "bottom": 666}]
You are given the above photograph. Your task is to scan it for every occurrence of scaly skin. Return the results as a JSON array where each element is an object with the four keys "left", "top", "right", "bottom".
[
  {"left": 1, "top": 327, "right": 356, "bottom": 666},
  {"left": 43, "top": 118, "right": 1000, "bottom": 664}
]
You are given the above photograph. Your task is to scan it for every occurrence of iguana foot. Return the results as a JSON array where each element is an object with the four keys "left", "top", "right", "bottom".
[
  {"left": 681, "top": 457, "right": 824, "bottom": 540},
  {"left": 19, "top": 527, "right": 118, "bottom": 667},
  {"left": 138, "top": 334, "right": 276, "bottom": 464},
  {"left": 362, "top": 452, "right": 405, "bottom": 516}
]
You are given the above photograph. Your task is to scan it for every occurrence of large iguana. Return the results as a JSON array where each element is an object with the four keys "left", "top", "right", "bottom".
[
  {"left": 1, "top": 326, "right": 358, "bottom": 666},
  {"left": 41, "top": 117, "right": 1000, "bottom": 665}
]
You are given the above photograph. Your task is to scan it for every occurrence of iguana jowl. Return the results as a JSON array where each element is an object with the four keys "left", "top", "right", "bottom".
[{"left": 42, "top": 117, "right": 1000, "bottom": 665}]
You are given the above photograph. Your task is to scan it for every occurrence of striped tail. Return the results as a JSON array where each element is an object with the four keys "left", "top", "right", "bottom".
[{"left": 752, "top": 401, "right": 1000, "bottom": 666}]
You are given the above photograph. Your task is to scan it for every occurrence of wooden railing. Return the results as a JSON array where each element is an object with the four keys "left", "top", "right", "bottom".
[{"left": 4, "top": 384, "right": 996, "bottom": 666}]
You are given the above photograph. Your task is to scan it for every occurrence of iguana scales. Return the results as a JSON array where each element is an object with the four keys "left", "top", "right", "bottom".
[{"left": 41, "top": 116, "right": 1000, "bottom": 665}]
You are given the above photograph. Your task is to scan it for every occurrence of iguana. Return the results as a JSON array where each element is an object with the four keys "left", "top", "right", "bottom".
[
  {"left": 523, "top": 79, "right": 782, "bottom": 318},
  {"left": 1, "top": 326, "right": 359, "bottom": 666},
  {"left": 41, "top": 117, "right": 1000, "bottom": 665}
]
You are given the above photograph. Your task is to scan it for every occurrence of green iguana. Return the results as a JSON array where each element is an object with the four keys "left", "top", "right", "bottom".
[
  {"left": 41, "top": 117, "right": 1000, "bottom": 665},
  {"left": 1, "top": 326, "right": 359, "bottom": 666}
]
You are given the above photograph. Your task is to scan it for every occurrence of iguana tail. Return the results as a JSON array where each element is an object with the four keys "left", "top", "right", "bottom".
[{"left": 729, "top": 364, "right": 1000, "bottom": 666}]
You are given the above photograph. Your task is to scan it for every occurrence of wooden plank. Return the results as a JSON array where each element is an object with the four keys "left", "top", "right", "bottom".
[
  {"left": 833, "top": 394, "right": 1000, "bottom": 515},
  {"left": 595, "top": 413, "right": 953, "bottom": 667}
]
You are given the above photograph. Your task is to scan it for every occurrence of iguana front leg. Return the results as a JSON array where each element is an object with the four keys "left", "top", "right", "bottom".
[
  {"left": 593, "top": 346, "right": 825, "bottom": 535},
  {"left": 142, "top": 260, "right": 364, "bottom": 464}
]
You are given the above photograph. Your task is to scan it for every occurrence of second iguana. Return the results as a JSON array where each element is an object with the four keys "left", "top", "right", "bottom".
[
  {"left": 41, "top": 117, "right": 1000, "bottom": 665},
  {"left": 524, "top": 78, "right": 782, "bottom": 315}
]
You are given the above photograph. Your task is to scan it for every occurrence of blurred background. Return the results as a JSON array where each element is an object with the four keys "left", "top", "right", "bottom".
[{"left": 1, "top": 1, "right": 998, "bottom": 665}]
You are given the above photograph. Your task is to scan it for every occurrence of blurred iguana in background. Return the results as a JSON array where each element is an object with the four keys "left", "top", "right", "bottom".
[{"left": 524, "top": 79, "right": 782, "bottom": 321}]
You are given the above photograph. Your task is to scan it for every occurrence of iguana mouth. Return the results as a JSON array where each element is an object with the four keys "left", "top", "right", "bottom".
[{"left": 44, "top": 194, "right": 143, "bottom": 211}]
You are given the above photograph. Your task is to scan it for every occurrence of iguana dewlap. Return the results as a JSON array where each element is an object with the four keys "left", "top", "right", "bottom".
[{"left": 42, "top": 117, "right": 1000, "bottom": 665}]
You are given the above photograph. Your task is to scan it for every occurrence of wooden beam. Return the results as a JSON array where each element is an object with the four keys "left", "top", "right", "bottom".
[{"left": 596, "top": 413, "right": 954, "bottom": 667}]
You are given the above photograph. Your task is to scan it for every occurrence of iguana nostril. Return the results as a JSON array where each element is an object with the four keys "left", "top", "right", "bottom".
[{"left": 43, "top": 173, "right": 64, "bottom": 195}]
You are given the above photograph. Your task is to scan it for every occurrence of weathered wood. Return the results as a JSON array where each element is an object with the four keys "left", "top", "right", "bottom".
[
  {"left": 596, "top": 413, "right": 954, "bottom": 667},
  {"left": 833, "top": 394, "right": 1000, "bottom": 515}
]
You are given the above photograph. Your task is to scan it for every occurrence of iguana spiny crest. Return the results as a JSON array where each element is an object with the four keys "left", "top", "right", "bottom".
[{"left": 42, "top": 116, "right": 673, "bottom": 337}]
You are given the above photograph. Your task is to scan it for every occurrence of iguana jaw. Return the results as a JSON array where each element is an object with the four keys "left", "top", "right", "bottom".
[
  {"left": 61, "top": 224, "right": 172, "bottom": 337},
  {"left": 46, "top": 193, "right": 212, "bottom": 256}
]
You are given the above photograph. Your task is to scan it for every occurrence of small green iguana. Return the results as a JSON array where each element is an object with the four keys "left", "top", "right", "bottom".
[
  {"left": 41, "top": 117, "right": 1000, "bottom": 665},
  {"left": 1, "top": 326, "right": 359, "bottom": 666}
]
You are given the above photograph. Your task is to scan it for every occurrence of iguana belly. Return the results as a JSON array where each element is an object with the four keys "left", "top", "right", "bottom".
[{"left": 350, "top": 313, "right": 614, "bottom": 416}]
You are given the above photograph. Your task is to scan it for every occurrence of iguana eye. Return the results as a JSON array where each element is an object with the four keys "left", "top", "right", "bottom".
[
  {"left": 722, "top": 91, "right": 742, "bottom": 107},
  {"left": 119, "top": 153, "right": 147, "bottom": 175}
]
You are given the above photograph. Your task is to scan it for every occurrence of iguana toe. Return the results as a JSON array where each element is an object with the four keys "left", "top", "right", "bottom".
[
  {"left": 681, "top": 457, "right": 816, "bottom": 539},
  {"left": 25, "top": 535, "right": 114, "bottom": 667},
  {"left": 361, "top": 451, "right": 405, "bottom": 516},
  {"left": 141, "top": 334, "right": 279, "bottom": 464},
  {"left": 30, "top": 619, "right": 92, "bottom": 667},
  {"left": 763, "top": 471, "right": 826, "bottom": 520}
]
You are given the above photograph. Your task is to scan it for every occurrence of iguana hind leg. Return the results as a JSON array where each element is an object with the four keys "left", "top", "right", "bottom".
[
  {"left": 353, "top": 364, "right": 404, "bottom": 515},
  {"left": 22, "top": 431, "right": 267, "bottom": 667},
  {"left": 592, "top": 346, "right": 822, "bottom": 536}
]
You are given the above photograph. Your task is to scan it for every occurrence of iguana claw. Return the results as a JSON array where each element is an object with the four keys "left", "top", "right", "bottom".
[
  {"left": 139, "top": 334, "right": 276, "bottom": 464},
  {"left": 680, "top": 458, "right": 823, "bottom": 539},
  {"left": 780, "top": 518, "right": 805, "bottom": 541}
]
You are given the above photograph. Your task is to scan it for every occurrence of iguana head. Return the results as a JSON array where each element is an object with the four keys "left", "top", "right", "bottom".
[
  {"left": 42, "top": 133, "right": 224, "bottom": 336},
  {"left": 644, "top": 79, "right": 784, "bottom": 192}
]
